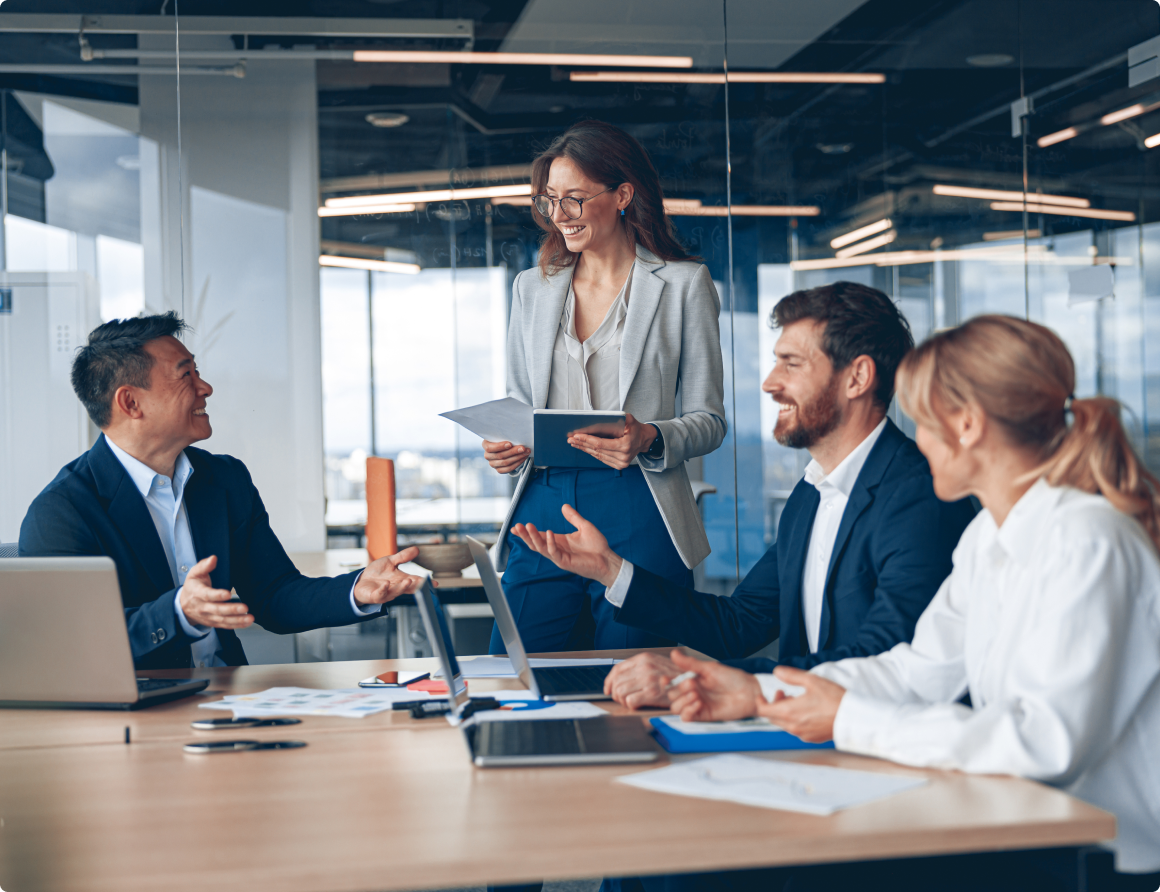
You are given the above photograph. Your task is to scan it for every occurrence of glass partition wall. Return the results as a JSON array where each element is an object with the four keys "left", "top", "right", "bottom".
[{"left": 2, "top": 1, "right": 1157, "bottom": 658}]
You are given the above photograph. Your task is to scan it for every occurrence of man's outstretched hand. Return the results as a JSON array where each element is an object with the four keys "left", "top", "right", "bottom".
[
  {"left": 353, "top": 546, "right": 425, "bottom": 606},
  {"left": 180, "top": 555, "right": 254, "bottom": 630},
  {"left": 511, "top": 504, "right": 623, "bottom": 586}
]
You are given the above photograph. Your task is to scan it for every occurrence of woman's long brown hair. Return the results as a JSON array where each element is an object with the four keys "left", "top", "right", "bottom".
[
  {"left": 529, "top": 120, "right": 697, "bottom": 277},
  {"left": 896, "top": 314, "right": 1160, "bottom": 549}
]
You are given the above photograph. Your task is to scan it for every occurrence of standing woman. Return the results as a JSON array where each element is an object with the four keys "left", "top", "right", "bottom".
[{"left": 483, "top": 120, "right": 726, "bottom": 654}]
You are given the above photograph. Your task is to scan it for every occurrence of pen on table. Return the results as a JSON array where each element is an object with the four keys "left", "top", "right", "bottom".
[{"left": 663, "top": 670, "right": 698, "bottom": 692}]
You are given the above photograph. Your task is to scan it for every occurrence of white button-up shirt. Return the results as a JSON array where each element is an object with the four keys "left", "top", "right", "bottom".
[
  {"left": 796, "top": 479, "right": 1160, "bottom": 873},
  {"left": 799, "top": 418, "right": 886, "bottom": 652},
  {"left": 546, "top": 267, "right": 632, "bottom": 412},
  {"left": 106, "top": 438, "right": 378, "bottom": 669}
]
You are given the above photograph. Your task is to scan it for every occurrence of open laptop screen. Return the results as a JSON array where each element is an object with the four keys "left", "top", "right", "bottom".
[{"left": 414, "top": 579, "right": 468, "bottom": 712}]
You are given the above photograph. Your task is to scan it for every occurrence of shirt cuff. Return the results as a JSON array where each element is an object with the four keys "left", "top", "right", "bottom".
[
  {"left": 832, "top": 690, "right": 897, "bottom": 755},
  {"left": 602, "top": 559, "right": 635, "bottom": 608},
  {"left": 174, "top": 587, "right": 211, "bottom": 640},
  {"left": 349, "top": 570, "right": 382, "bottom": 617},
  {"left": 755, "top": 673, "right": 807, "bottom": 703}
]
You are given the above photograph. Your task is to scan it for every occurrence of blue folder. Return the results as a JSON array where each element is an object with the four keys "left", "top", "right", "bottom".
[{"left": 649, "top": 716, "right": 835, "bottom": 754}]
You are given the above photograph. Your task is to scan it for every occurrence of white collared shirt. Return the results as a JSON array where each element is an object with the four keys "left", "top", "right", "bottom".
[
  {"left": 546, "top": 266, "right": 632, "bottom": 412},
  {"left": 799, "top": 418, "right": 887, "bottom": 652},
  {"left": 793, "top": 479, "right": 1160, "bottom": 873},
  {"left": 105, "top": 437, "right": 223, "bottom": 668},
  {"left": 105, "top": 438, "right": 379, "bottom": 669}
]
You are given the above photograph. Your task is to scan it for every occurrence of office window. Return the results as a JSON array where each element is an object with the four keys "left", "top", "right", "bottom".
[{"left": 3, "top": 0, "right": 1159, "bottom": 590}]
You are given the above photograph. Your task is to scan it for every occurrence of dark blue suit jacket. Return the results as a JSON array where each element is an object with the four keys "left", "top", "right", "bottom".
[
  {"left": 614, "top": 419, "right": 975, "bottom": 670},
  {"left": 19, "top": 435, "right": 373, "bottom": 670}
]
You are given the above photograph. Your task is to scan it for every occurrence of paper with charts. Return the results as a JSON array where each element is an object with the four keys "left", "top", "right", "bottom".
[
  {"left": 616, "top": 753, "right": 927, "bottom": 816},
  {"left": 199, "top": 686, "right": 435, "bottom": 718}
]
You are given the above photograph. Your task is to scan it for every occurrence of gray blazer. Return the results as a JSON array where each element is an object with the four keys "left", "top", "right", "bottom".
[{"left": 496, "top": 244, "right": 727, "bottom": 570}]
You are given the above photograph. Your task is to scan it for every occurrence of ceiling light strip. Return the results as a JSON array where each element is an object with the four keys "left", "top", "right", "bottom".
[
  {"left": 325, "top": 184, "right": 531, "bottom": 209},
  {"left": 792, "top": 245, "right": 1043, "bottom": 271},
  {"left": 569, "top": 71, "right": 884, "bottom": 84},
  {"left": 989, "top": 201, "right": 1136, "bottom": 221},
  {"left": 1036, "top": 127, "right": 1080, "bottom": 148},
  {"left": 1100, "top": 103, "right": 1147, "bottom": 125},
  {"left": 932, "top": 184, "right": 1090, "bottom": 208},
  {"left": 320, "top": 255, "right": 421, "bottom": 275},
  {"left": 830, "top": 217, "right": 892, "bottom": 249},
  {"left": 353, "top": 50, "right": 693, "bottom": 68},
  {"left": 835, "top": 230, "right": 897, "bottom": 258},
  {"left": 665, "top": 205, "right": 821, "bottom": 216},
  {"left": 318, "top": 203, "right": 418, "bottom": 218}
]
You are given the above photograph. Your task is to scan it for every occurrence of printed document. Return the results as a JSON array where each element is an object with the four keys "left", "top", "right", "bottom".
[
  {"left": 617, "top": 753, "right": 927, "bottom": 816},
  {"left": 199, "top": 686, "right": 434, "bottom": 718},
  {"left": 440, "top": 397, "right": 534, "bottom": 446}
]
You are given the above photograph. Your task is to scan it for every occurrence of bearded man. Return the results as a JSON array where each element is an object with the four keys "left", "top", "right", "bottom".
[{"left": 510, "top": 281, "right": 976, "bottom": 707}]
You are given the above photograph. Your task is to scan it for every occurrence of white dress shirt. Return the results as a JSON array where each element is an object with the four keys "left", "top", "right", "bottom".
[
  {"left": 106, "top": 438, "right": 377, "bottom": 669},
  {"left": 604, "top": 418, "right": 886, "bottom": 617},
  {"left": 799, "top": 418, "right": 886, "bottom": 652},
  {"left": 546, "top": 267, "right": 632, "bottom": 412},
  {"left": 775, "top": 480, "right": 1160, "bottom": 873}
]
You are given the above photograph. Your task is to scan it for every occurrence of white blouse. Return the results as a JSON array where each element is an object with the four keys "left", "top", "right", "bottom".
[
  {"left": 546, "top": 267, "right": 632, "bottom": 411},
  {"left": 804, "top": 479, "right": 1160, "bottom": 872}
]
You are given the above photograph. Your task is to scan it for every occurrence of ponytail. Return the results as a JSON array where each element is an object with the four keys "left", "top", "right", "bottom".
[
  {"left": 1032, "top": 396, "right": 1160, "bottom": 548},
  {"left": 897, "top": 315, "right": 1160, "bottom": 551}
]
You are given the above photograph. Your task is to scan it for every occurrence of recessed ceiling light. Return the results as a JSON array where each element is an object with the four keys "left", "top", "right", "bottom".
[
  {"left": 365, "top": 112, "right": 410, "bottom": 128},
  {"left": 966, "top": 54, "right": 1014, "bottom": 68}
]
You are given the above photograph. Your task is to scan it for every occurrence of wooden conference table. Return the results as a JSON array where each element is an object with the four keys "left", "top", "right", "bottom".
[{"left": 0, "top": 652, "right": 1115, "bottom": 892}]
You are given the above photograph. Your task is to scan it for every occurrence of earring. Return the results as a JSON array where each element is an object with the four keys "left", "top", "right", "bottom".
[
  {"left": 959, "top": 436, "right": 968, "bottom": 445},
  {"left": 620, "top": 207, "right": 625, "bottom": 216}
]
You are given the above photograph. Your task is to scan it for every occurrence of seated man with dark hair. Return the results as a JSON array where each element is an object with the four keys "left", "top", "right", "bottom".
[
  {"left": 513, "top": 281, "right": 976, "bottom": 708},
  {"left": 20, "top": 312, "right": 422, "bottom": 670}
]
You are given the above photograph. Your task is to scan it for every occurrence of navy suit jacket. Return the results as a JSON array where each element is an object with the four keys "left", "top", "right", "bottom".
[
  {"left": 19, "top": 435, "right": 372, "bottom": 670},
  {"left": 614, "top": 419, "right": 975, "bottom": 670}
]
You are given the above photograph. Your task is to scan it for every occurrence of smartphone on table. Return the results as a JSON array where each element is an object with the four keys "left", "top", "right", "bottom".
[{"left": 357, "top": 670, "right": 431, "bottom": 688}]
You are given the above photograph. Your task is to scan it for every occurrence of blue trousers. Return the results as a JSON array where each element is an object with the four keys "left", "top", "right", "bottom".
[{"left": 489, "top": 465, "right": 691, "bottom": 655}]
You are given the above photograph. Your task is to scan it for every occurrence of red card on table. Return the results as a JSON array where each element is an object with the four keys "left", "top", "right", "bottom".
[{"left": 408, "top": 678, "right": 464, "bottom": 694}]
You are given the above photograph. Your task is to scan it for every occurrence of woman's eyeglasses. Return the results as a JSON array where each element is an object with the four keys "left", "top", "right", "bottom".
[{"left": 533, "top": 187, "right": 615, "bottom": 220}]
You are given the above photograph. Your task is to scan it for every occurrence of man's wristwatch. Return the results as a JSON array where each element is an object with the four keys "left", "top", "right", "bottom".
[{"left": 644, "top": 425, "right": 665, "bottom": 459}]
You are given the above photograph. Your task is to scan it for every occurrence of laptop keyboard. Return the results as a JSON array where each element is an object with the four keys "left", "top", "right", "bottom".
[
  {"left": 533, "top": 666, "right": 612, "bottom": 696},
  {"left": 135, "top": 678, "right": 189, "bottom": 693},
  {"left": 476, "top": 720, "right": 585, "bottom": 757}
]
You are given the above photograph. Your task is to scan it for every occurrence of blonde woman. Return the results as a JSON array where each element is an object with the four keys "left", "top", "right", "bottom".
[{"left": 668, "top": 315, "right": 1160, "bottom": 889}]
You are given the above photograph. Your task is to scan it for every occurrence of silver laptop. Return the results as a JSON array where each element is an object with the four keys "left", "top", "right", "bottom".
[
  {"left": 0, "top": 557, "right": 209, "bottom": 710},
  {"left": 465, "top": 536, "right": 614, "bottom": 701},
  {"left": 413, "top": 579, "right": 658, "bottom": 768}
]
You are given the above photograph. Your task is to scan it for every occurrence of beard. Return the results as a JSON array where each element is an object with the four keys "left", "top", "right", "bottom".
[{"left": 774, "top": 375, "right": 842, "bottom": 449}]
